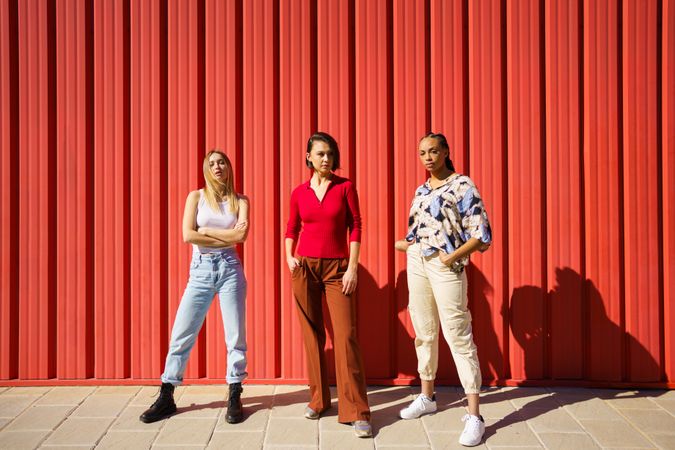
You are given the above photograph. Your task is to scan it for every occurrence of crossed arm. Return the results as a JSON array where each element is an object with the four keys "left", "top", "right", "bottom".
[{"left": 182, "top": 191, "right": 250, "bottom": 247}]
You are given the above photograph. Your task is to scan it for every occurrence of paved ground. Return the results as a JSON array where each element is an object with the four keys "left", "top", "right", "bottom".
[{"left": 0, "top": 384, "right": 673, "bottom": 449}]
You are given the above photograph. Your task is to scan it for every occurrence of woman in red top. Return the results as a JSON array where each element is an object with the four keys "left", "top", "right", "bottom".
[{"left": 285, "top": 132, "right": 372, "bottom": 438}]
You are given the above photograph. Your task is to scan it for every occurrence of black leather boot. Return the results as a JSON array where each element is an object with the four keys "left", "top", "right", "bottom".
[
  {"left": 139, "top": 382, "right": 177, "bottom": 423},
  {"left": 226, "top": 382, "right": 244, "bottom": 424}
]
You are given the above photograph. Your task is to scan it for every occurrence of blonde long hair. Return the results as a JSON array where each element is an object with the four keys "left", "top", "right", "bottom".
[{"left": 203, "top": 150, "right": 239, "bottom": 215}]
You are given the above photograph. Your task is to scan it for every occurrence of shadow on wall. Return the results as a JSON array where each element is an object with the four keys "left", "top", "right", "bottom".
[
  {"left": 389, "top": 263, "right": 661, "bottom": 387},
  {"left": 467, "top": 266, "right": 505, "bottom": 383},
  {"left": 354, "top": 265, "right": 400, "bottom": 380},
  {"left": 510, "top": 267, "right": 661, "bottom": 382}
]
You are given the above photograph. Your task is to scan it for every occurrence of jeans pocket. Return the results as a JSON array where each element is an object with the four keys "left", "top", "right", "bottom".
[
  {"left": 224, "top": 255, "right": 241, "bottom": 266},
  {"left": 219, "top": 267, "right": 246, "bottom": 293}
]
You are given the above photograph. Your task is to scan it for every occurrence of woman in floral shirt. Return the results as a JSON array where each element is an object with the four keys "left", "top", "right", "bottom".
[{"left": 395, "top": 133, "right": 491, "bottom": 447}]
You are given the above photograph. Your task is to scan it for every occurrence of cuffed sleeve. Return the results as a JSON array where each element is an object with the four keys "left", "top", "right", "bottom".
[
  {"left": 345, "top": 181, "right": 362, "bottom": 243},
  {"left": 285, "top": 188, "right": 301, "bottom": 240},
  {"left": 458, "top": 186, "right": 492, "bottom": 249}
]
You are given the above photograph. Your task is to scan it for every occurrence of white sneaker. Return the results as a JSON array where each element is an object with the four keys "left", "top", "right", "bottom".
[
  {"left": 459, "top": 414, "right": 485, "bottom": 446},
  {"left": 399, "top": 393, "right": 437, "bottom": 419}
]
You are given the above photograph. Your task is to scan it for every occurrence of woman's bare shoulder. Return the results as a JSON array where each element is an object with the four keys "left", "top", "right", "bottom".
[{"left": 186, "top": 190, "right": 202, "bottom": 203}]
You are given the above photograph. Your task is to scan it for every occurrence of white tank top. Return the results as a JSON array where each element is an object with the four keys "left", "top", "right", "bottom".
[{"left": 194, "top": 189, "right": 238, "bottom": 253}]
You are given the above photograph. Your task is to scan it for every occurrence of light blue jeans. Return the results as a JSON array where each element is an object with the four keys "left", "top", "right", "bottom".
[{"left": 161, "top": 248, "right": 248, "bottom": 385}]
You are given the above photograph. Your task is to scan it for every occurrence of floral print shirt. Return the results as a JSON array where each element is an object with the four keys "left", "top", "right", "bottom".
[{"left": 406, "top": 173, "right": 492, "bottom": 272}]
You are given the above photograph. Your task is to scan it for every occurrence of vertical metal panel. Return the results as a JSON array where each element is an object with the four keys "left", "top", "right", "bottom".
[
  {"left": 0, "top": 1, "right": 7, "bottom": 378},
  {"left": 430, "top": 0, "right": 467, "bottom": 171},
  {"left": 545, "top": 0, "right": 584, "bottom": 379},
  {"left": 167, "top": 0, "right": 204, "bottom": 379},
  {"left": 317, "top": 0, "right": 353, "bottom": 177},
  {"left": 0, "top": 0, "right": 19, "bottom": 380},
  {"left": 279, "top": 0, "right": 313, "bottom": 380},
  {"left": 242, "top": 0, "right": 279, "bottom": 379},
  {"left": 204, "top": 0, "right": 241, "bottom": 379},
  {"left": 507, "top": 0, "right": 545, "bottom": 381},
  {"left": 355, "top": 0, "right": 393, "bottom": 379},
  {"left": 584, "top": 0, "right": 623, "bottom": 381},
  {"left": 393, "top": 0, "right": 429, "bottom": 381},
  {"left": 18, "top": 0, "right": 57, "bottom": 379},
  {"left": 665, "top": 0, "right": 675, "bottom": 382},
  {"left": 93, "top": 0, "right": 130, "bottom": 379},
  {"left": 56, "top": 0, "right": 94, "bottom": 378},
  {"left": 130, "top": 0, "right": 167, "bottom": 378},
  {"left": 468, "top": 0, "right": 507, "bottom": 382},
  {"left": 621, "top": 0, "right": 661, "bottom": 382}
]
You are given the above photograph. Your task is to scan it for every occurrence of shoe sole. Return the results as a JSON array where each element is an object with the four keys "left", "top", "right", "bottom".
[
  {"left": 459, "top": 433, "right": 484, "bottom": 447},
  {"left": 303, "top": 407, "right": 322, "bottom": 420},
  {"left": 354, "top": 427, "right": 372, "bottom": 438},
  {"left": 139, "top": 408, "right": 177, "bottom": 424},
  {"left": 226, "top": 415, "right": 244, "bottom": 424},
  {"left": 399, "top": 410, "right": 437, "bottom": 420}
]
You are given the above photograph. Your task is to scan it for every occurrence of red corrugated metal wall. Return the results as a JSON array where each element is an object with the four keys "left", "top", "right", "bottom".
[{"left": 1, "top": 0, "right": 673, "bottom": 387}]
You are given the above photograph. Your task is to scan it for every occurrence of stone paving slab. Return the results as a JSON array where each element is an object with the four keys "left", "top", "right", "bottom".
[
  {"left": 6, "top": 405, "right": 75, "bottom": 431},
  {"left": 110, "top": 405, "right": 164, "bottom": 432},
  {"left": 0, "top": 395, "right": 41, "bottom": 418},
  {"left": 71, "top": 394, "right": 133, "bottom": 419},
  {"left": 265, "top": 416, "right": 318, "bottom": 446},
  {"left": 483, "top": 417, "right": 542, "bottom": 447},
  {"left": 320, "top": 430, "right": 374, "bottom": 450},
  {"left": 648, "top": 433, "right": 675, "bottom": 449},
  {"left": 560, "top": 396, "right": 624, "bottom": 420},
  {"left": 0, "top": 385, "right": 673, "bottom": 448},
  {"left": 154, "top": 417, "right": 217, "bottom": 447},
  {"left": 0, "top": 430, "right": 50, "bottom": 449},
  {"left": 578, "top": 419, "right": 655, "bottom": 448},
  {"left": 5, "top": 387, "right": 53, "bottom": 396},
  {"left": 652, "top": 397, "right": 675, "bottom": 415},
  {"left": 41, "top": 417, "right": 113, "bottom": 446},
  {"left": 96, "top": 431, "right": 157, "bottom": 449},
  {"left": 34, "top": 387, "right": 96, "bottom": 406},
  {"left": 517, "top": 407, "right": 583, "bottom": 434},
  {"left": 373, "top": 418, "right": 428, "bottom": 447},
  {"left": 208, "top": 431, "right": 264, "bottom": 449},
  {"left": 428, "top": 430, "right": 488, "bottom": 450}
]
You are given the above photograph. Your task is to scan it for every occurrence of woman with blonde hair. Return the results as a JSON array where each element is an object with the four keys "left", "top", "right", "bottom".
[{"left": 140, "top": 150, "right": 249, "bottom": 424}]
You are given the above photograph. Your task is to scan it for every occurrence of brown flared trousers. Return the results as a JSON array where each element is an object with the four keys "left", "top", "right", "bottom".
[{"left": 291, "top": 256, "right": 371, "bottom": 423}]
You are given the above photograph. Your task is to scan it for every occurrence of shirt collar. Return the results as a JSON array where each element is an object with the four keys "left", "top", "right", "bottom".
[
  {"left": 424, "top": 172, "right": 459, "bottom": 191},
  {"left": 305, "top": 173, "right": 339, "bottom": 188}
]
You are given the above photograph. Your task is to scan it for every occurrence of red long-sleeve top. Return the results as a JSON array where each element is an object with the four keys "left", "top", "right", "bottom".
[{"left": 285, "top": 175, "right": 362, "bottom": 258}]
